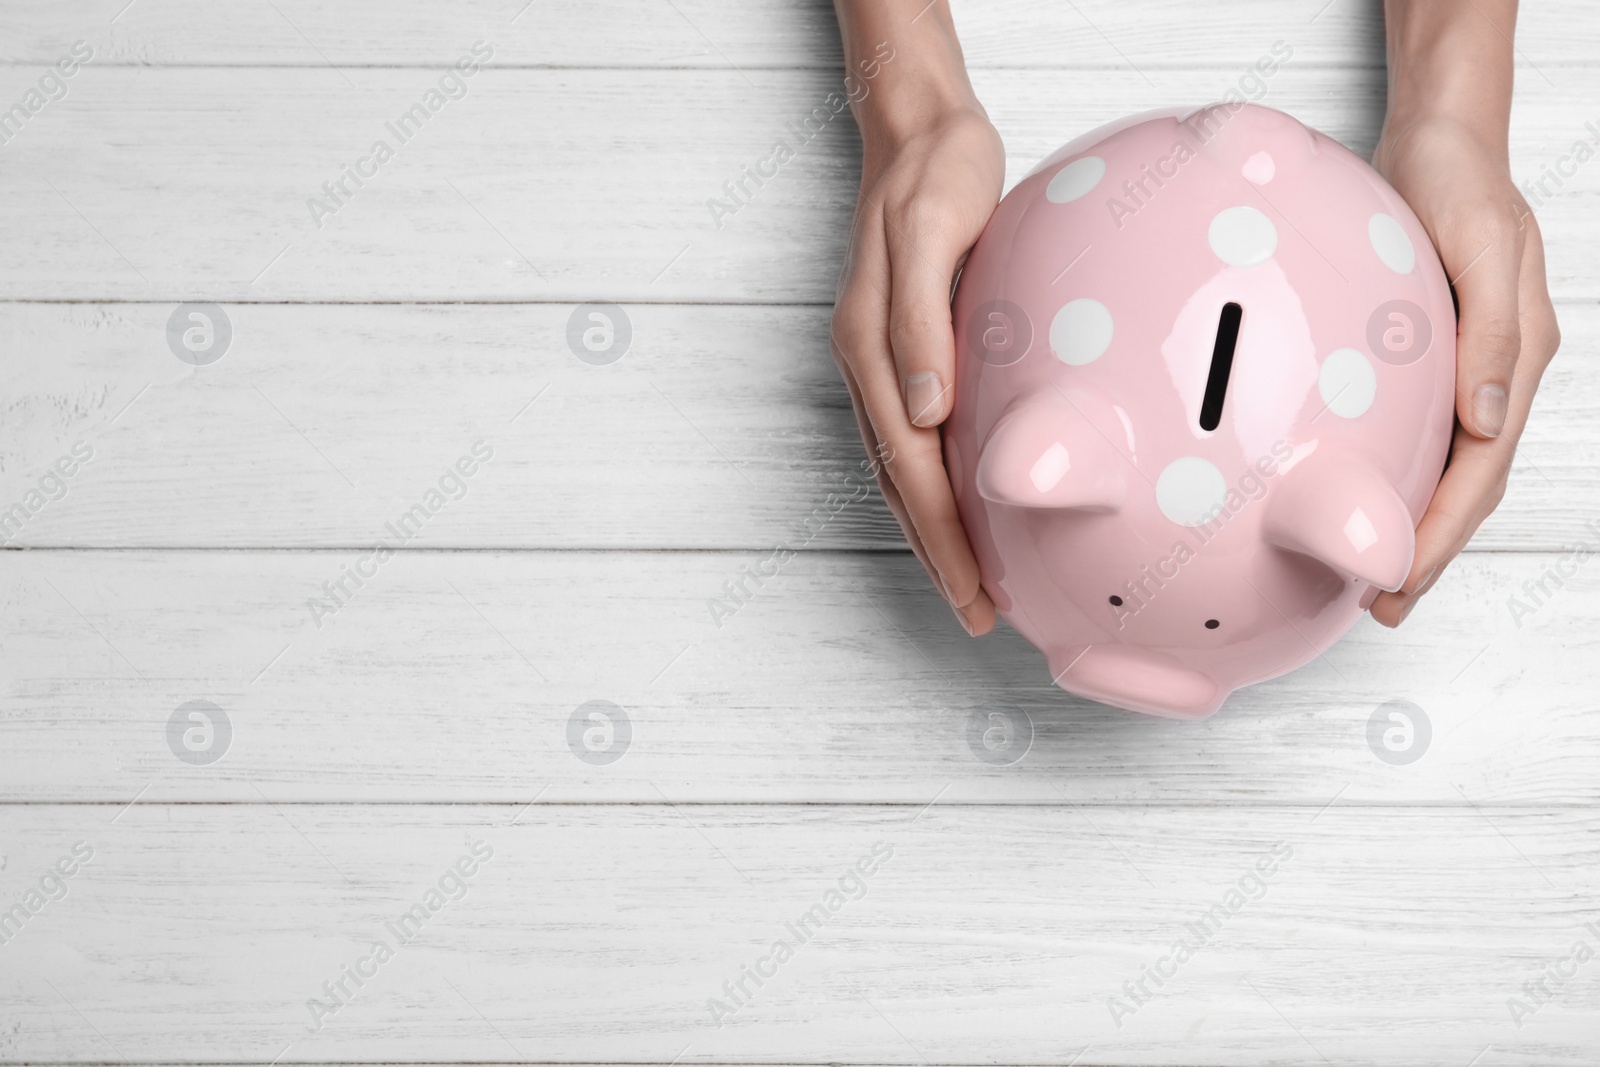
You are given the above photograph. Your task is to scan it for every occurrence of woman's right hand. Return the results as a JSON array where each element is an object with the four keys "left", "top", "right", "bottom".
[{"left": 829, "top": 11, "right": 1004, "bottom": 635}]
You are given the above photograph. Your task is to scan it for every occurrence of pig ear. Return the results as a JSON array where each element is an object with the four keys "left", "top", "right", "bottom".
[
  {"left": 1262, "top": 459, "right": 1415, "bottom": 591},
  {"left": 975, "top": 388, "right": 1126, "bottom": 510}
]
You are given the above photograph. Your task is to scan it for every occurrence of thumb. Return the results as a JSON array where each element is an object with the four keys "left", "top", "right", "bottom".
[
  {"left": 885, "top": 217, "right": 967, "bottom": 428},
  {"left": 1445, "top": 213, "right": 1524, "bottom": 438}
]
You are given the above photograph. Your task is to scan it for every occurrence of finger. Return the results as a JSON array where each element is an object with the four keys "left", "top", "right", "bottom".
[
  {"left": 825, "top": 211, "right": 985, "bottom": 630},
  {"left": 884, "top": 203, "right": 966, "bottom": 428},
  {"left": 832, "top": 267, "right": 995, "bottom": 632},
  {"left": 1444, "top": 203, "right": 1525, "bottom": 438},
  {"left": 832, "top": 354, "right": 934, "bottom": 578},
  {"left": 863, "top": 374, "right": 996, "bottom": 630},
  {"left": 836, "top": 352, "right": 995, "bottom": 636},
  {"left": 834, "top": 210, "right": 995, "bottom": 628},
  {"left": 1371, "top": 423, "right": 1511, "bottom": 627},
  {"left": 879, "top": 463, "right": 997, "bottom": 637},
  {"left": 1374, "top": 209, "right": 1562, "bottom": 627}
]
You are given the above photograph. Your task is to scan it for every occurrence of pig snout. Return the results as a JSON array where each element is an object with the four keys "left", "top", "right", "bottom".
[{"left": 1050, "top": 643, "right": 1223, "bottom": 719}]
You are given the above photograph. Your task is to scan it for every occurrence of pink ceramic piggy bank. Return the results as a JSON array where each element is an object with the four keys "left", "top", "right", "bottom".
[{"left": 944, "top": 104, "right": 1456, "bottom": 718}]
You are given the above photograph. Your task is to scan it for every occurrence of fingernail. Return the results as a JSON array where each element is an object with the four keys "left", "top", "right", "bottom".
[
  {"left": 950, "top": 601, "right": 977, "bottom": 637},
  {"left": 1472, "top": 383, "right": 1508, "bottom": 437},
  {"left": 1409, "top": 564, "right": 1438, "bottom": 595},
  {"left": 933, "top": 569, "right": 954, "bottom": 603},
  {"left": 1397, "top": 598, "right": 1418, "bottom": 625},
  {"left": 904, "top": 372, "right": 946, "bottom": 428}
]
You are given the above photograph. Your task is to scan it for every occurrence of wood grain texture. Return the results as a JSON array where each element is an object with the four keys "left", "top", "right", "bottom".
[
  {"left": 2, "top": 301, "right": 1595, "bottom": 550},
  {"left": 3, "top": 549, "right": 1595, "bottom": 804},
  {"left": 0, "top": 804, "right": 1595, "bottom": 1064},
  {"left": 0, "top": 69, "right": 1595, "bottom": 302},
  {"left": 1, "top": 0, "right": 1592, "bottom": 68},
  {"left": 2, "top": 2, "right": 1596, "bottom": 1063}
]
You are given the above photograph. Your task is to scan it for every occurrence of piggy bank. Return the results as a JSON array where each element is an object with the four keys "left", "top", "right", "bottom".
[{"left": 944, "top": 104, "right": 1455, "bottom": 718}]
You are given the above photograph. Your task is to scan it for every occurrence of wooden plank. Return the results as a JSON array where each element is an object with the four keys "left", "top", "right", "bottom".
[
  {"left": 0, "top": 803, "right": 1594, "bottom": 1062},
  {"left": 3, "top": 549, "right": 1596, "bottom": 804},
  {"left": 0, "top": 69, "right": 1593, "bottom": 302},
  {"left": 0, "top": 8, "right": 1590, "bottom": 1067},
  {"left": 0, "top": 302, "right": 897, "bottom": 550},
  {"left": 3, "top": 0, "right": 1595, "bottom": 68},
  {"left": 2, "top": 301, "right": 1593, "bottom": 551}
]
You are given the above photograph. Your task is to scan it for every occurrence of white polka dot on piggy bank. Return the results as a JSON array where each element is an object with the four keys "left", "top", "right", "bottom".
[
  {"left": 1208, "top": 205, "right": 1278, "bottom": 266},
  {"left": 944, "top": 104, "right": 1455, "bottom": 719},
  {"left": 1046, "top": 155, "right": 1107, "bottom": 203}
]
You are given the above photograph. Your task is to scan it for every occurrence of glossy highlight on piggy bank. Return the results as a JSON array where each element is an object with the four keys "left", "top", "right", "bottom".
[{"left": 944, "top": 104, "right": 1456, "bottom": 718}]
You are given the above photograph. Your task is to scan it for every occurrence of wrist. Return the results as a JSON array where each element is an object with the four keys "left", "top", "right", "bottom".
[
  {"left": 1381, "top": 0, "right": 1514, "bottom": 147},
  {"left": 854, "top": 76, "right": 988, "bottom": 154},
  {"left": 1383, "top": 85, "right": 1510, "bottom": 156},
  {"left": 835, "top": 1, "right": 987, "bottom": 148}
]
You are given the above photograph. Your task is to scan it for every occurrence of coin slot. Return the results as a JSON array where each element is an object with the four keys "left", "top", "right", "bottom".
[{"left": 1199, "top": 302, "right": 1242, "bottom": 432}]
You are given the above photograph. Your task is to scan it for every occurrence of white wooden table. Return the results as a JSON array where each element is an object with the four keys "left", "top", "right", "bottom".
[{"left": 1, "top": 1, "right": 1596, "bottom": 1063}]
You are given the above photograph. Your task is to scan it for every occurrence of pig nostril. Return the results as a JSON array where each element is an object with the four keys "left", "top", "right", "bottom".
[
  {"left": 1205, "top": 619, "right": 1219, "bottom": 629},
  {"left": 1109, "top": 595, "right": 1123, "bottom": 606}
]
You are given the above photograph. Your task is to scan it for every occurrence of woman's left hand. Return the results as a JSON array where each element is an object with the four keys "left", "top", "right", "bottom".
[{"left": 1369, "top": 114, "right": 1561, "bottom": 626}]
